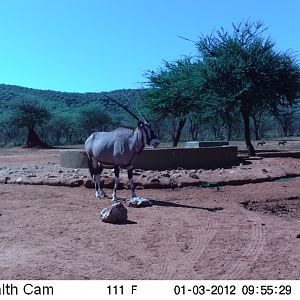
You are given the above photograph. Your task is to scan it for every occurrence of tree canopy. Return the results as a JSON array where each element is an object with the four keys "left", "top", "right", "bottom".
[
  {"left": 144, "top": 58, "right": 203, "bottom": 146},
  {"left": 79, "top": 105, "right": 113, "bottom": 135},
  {"left": 143, "top": 21, "right": 300, "bottom": 153},
  {"left": 9, "top": 99, "right": 51, "bottom": 147},
  {"left": 196, "top": 21, "right": 300, "bottom": 155}
]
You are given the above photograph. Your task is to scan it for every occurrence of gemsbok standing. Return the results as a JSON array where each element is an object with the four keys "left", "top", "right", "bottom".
[{"left": 85, "top": 95, "right": 159, "bottom": 202}]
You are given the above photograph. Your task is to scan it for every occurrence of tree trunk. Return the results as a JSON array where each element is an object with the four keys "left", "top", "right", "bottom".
[
  {"left": 226, "top": 124, "right": 232, "bottom": 141},
  {"left": 253, "top": 122, "right": 260, "bottom": 140},
  {"left": 242, "top": 110, "right": 256, "bottom": 156},
  {"left": 172, "top": 118, "right": 186, "bottom": 147},
  {"left": 24, "top": 127, "right": 49, "bottom": 148},
  {"left": 252, "top": 115, "right": 261, "bottom": 140},
  {"left": 188, "top": 115, "right": 199, "bottom": 141}
]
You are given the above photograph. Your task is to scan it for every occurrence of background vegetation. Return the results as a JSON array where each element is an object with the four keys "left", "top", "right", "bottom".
[{"left": 1, "top": 21, "right": 300, "bottom": 154}]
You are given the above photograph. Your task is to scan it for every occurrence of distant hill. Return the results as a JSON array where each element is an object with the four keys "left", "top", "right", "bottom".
[{"left": 0, "top": 83, "right": 146, "bottom": 116}]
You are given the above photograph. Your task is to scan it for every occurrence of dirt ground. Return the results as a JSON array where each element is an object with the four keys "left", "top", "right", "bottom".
[{"left": 0, "top": 147, "right": 300, "bottom": 280}]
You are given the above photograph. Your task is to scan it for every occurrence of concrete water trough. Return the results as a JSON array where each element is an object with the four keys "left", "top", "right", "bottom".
[
  {"left": 59, "top": 146, "right": 238, "bottom": 170},
  {"left": 184, "top": 141, "right": 229, "bottom": 148}
]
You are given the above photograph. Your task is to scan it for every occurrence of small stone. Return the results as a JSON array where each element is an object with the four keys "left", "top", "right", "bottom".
[
  {"left": 296, "top": 234, "right": 300, "bottom": 239},
  {"left": 0, "top": 176, "right": 10, "bottom": 184},
  {"left": 172, "top": 174, "right": 182, "bottom": 178},
  {"left": 189, "top": 172, "right": 199, "bottom": 179},
  {"left": 100, "top": 202, "right": 128, "bottom": 223},
  {"left": 160, "top": 172, "right": 170, "bottom": 178},
  {"left": 47, "top": 175, "right": 57, "bottom": 178},
  {"left": 150, "top": 177, "right": 160, "bottom": 183},
  {"left": 68, "top": 179, "right": 84, "bottom": 187},
  {"left": 16, "top": 177, "right": 23, "bottom": 183},
  {"left": 127, "top": 197, "right": 152, "bottom": 208}
]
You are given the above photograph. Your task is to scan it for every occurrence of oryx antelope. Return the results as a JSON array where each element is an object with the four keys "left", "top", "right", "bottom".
[{"left": 85, "top": 95, "right": 159, "bottom": 202}]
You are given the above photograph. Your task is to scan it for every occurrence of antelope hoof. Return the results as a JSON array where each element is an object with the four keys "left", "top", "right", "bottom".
[
  {"left": 96, "top": 191, "right": 107, "bottom": 199},
  {"left": 111, "top": 196, "right": 118, "bottom": 202}
]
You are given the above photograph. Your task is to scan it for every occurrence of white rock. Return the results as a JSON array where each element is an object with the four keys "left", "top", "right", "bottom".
[
  {"left": 100, "top": 202, "right": 128, "bottom": 223},
  {"left": 127, "top": 197, "right": 152, "bottom": 208},
  {"left": 16, "top": 177, "right": 23, "bottom": 183}
]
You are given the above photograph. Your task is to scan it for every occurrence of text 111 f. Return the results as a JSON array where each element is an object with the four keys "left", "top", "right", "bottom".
[{"left": 107, "top": 285, "right": 138, "bottom": 295}]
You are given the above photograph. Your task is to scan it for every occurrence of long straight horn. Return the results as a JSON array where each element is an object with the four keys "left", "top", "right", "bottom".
[
  {"left": 121, "top": 92, "right": 148, "bottom": 123},
  {"left": 104, "top": 95, "right": 140, "bottom": 121},
  {"left": 135, "top": 107, "right": 149, "bottom": 123},
  {"left": 121, "top": 92, "right": 149, "bottom": 123}
]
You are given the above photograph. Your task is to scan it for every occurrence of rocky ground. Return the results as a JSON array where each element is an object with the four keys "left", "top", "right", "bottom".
[
  {"left": 1, "top": 149, "right": 300, "bottom": 189},
  {"left": 0, "top": 147, "right": 300, "bottom": 280}
]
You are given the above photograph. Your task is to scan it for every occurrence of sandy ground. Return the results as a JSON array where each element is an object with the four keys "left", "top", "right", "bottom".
[{"left": 0, "top": 147, "right": 300, "bottom": 280}]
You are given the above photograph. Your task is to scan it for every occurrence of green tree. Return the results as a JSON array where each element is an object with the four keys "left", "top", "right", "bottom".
[
  {"left": 79, "top": 105, "right": 113, "bottom": 135},
  {"left": 9, "top": 99, "right": 51, "bottom": 148},
  {"left": 273, "top": 107, "right": 295, "bottom": 137},
  {"left": 45, "top": 113, "right": 77, "bottom": 144},
  {"left": 197, "top": 21, "right": 300, "bottom": 155},
  {"left": 0, "top": 113, "right": 15, "bottom": 145},
  {"left": 144, "top": 58, "right": 203, "bottom": 146}
]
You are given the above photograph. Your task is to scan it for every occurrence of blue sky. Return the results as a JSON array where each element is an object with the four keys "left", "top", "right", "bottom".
[{"left": 0, "top": 0, "right": 299, "bottom": 93}]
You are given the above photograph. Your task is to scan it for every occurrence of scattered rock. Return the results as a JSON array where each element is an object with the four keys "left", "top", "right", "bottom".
[
  {"left": 100, "top": 202, "right": 128, "bottom": 223},
  {"left": 150, "top": 177, "right": 160, "bottom": 183},
  {"left": 127, "top": 197, "right": 152, "bottom": 208},
  {"left": 2, "top": 157, "right": 300, "bottom": 191},
  {"left": 67, "top": 179, "right": 84, "bottom": 187},
  {"left": 189, "top": 172, "right": 199, "bottom": 179},
  {"left": 47, "top": 174, "right": 58, "bottom": 178},
  {"left": 296, "top": 234, "right": 300, "bottom": 239},
  {"left": 172, "top": 174, "right": 182, "bottom": 178},
  {"left": 286, "top": 196, "right": 298, "bottom": 200},
  {"left": 0, "top": 176, "right": 10, "bottom": 184},
  {"left": 169, "top": 178, "right": 178, "bottom": 188},
  {"left": 160, "top": 172, "right": 170, "bottom": 178},
  {"left": 83, "top": 179, "right": 94, "bottom": 188},
  {"left": 16, "top": 177, "right": 23, "bottom": 183}
]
